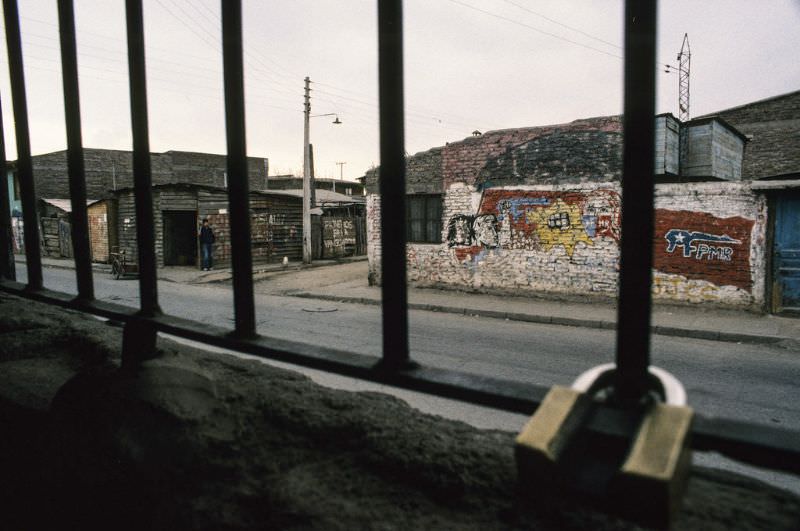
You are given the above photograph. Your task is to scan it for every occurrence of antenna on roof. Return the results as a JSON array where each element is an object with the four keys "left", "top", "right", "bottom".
[{"left": 677, "top": 33, "right": 690, "bottom": 121}]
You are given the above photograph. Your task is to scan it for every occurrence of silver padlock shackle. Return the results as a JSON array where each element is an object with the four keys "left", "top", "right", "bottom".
[{"left": 572, "top": 363, "right": 687, "bottom": 406}]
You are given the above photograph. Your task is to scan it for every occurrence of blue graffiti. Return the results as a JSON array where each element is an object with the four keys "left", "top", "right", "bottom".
[
  {"left": 497, "top": 198, "right": 549, "bottom": 222},
  {"left": 582, "top": 215, "right": 597, "bottom": 237},
  {"left": 664, "top": 229, "right": 741, "bottom": 258}
]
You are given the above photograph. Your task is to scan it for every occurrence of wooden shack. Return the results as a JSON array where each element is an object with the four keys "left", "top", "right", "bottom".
[
  {"left": 38, "top": 198, "right": 116, "bottom": 261},
  {"left": 113, "top": 184, "right": 302, "bottom": 268}
]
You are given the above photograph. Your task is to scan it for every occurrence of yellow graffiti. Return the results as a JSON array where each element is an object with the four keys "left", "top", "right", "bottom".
[
  {"left": 651, "top": 276, "right": 721, "bottom": 302},
  {"left": 525, "top": 199, "right": 593, "bottom": 256}
]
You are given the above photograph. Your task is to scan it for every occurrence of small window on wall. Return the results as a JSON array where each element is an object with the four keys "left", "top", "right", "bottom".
[{"left": 407, "top": 194, "right": 442, "bottom": 243}]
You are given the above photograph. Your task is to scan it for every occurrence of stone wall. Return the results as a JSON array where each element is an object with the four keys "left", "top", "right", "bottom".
[{"left": 368, "top": 181, "right": 766, "bottom": 308}]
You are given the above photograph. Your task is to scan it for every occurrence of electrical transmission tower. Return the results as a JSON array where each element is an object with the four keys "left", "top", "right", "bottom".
[{"left": 677, "top": 33, "right": 691, "bottom": 121}]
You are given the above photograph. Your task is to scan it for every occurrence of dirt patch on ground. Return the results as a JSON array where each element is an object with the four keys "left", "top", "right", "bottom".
[{"left": 249, "top": 260, "right": 369, "bottom": 295}]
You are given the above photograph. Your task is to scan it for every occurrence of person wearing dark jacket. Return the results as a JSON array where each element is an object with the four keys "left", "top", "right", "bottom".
[{"left": 198, "top": 218, "right": 215, "bottom": 270}]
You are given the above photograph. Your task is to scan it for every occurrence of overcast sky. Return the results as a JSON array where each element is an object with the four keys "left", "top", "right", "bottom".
[{"left": 1, "top": 1, "right": 798, "bottom": 181}]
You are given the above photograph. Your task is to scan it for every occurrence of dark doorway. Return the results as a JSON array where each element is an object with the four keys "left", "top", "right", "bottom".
[
  {"left": 773, "top": 193, "right": 800, "bottom": 313},
  {"left": 163, "top": 210, "right": 197, "bottom": 266}
]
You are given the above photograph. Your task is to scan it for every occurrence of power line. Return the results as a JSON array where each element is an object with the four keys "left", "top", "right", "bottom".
[
  {"left": 499, "top": 0, "right": 621, "bottom": 50},
  {"left": 443, "top": 0, "right": 622, "bottom": 60},
  {"left": 444, "top": 0, "right": 676, "bottom": 70}
]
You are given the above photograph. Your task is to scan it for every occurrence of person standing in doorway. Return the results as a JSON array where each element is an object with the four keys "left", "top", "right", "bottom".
[{"left": 199, "top": 218, "right": 215, "bottom": 270}]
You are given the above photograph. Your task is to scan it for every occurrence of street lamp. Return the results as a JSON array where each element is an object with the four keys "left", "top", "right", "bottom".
[{"left": 303, "top": 76, "right": 342, "bottom": 264}]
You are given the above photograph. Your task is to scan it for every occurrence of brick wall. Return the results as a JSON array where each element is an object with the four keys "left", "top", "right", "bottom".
[
  {"left": 364, "top": 111, "right": 772, "bottom": 307},
  {"left": 365, "top": 146, "right": 444, "bottom": 195},
  {"left": 701, "top": 90, "right": 800, "bottom": 179},
  {"left": 367, "top": 181, "right": 765, "bottom": 307}
]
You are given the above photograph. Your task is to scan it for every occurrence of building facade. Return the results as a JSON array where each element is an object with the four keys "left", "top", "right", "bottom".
[{"left": 364, "top": 91, "right": 800, "bottom": 312}]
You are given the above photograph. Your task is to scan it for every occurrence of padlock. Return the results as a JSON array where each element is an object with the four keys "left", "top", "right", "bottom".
[{"left": 515, "top": 364, "right": 693, "bottom": 528}]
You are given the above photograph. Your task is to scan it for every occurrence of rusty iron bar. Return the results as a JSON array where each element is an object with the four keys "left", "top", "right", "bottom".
[
  {"left": 614, "top": 0, "right": 658, "bottom": 404},
  {"left": 377, "top": 0, "right": 411, "bottom": 370},
  {"left": 2, "top": 0, "right": 42, "bottom": 290},
  {"left": 57, "top": 0, "right": 95, "bottom": 302},
  {"left": 124, "top": 0, "right": 160, "bottom": 318},
  {"left": 221, "top": 0, "right": 257, "bottom": 338},
  {"left": 0, "top": 95, "right": 14, "bottom": 281}
]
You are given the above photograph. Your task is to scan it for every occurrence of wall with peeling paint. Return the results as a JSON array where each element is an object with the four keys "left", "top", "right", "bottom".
[
  {"left": 368, "top": 181, "right": 765, "bottom": 308},
  {"left": 366, "top": 115, "right": 767, "bottom": 308}
]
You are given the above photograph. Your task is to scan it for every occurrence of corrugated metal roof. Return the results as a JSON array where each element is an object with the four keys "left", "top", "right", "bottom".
[
  {"left": 267, "top": 188, "right": 365, "bottom": 204},
  {"left": 40, "top": 198, "right": 100, "bottom": 212}
]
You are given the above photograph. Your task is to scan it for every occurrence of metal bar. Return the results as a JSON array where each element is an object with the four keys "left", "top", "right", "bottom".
[
  {"left": 692, "top": 416, "right": 800, "bottom": 476},
  {"left": 2, "top": 0, "right": 42, "bottom": 290},
  {"left": 614, "top": 0, "right": 658, "bottom": 403},
  {"left": 377, "top": 0, "right": 411, "bottom": 369},
  {"left": 1, "top": 279, "right": 798, "bottom": 476},
  {"left": 124, "top": 0, "right": 160, "bottom": 317},
  {"left": 0, "top": 96, "right": 15, "bottom": 281},
  {"left": 57, "top": 0, "right": 94, "bottom": 302},
  {"left": 221, "top": 0, "right": 256, "bottom": 338}
]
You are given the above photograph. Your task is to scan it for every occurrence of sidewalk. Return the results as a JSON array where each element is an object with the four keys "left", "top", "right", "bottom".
[
  {"left": 21, "top": 254, "right": 800, "bottom": 347},
  {"left": 286, "top": 280, "right": 800, "bottom": 347}
]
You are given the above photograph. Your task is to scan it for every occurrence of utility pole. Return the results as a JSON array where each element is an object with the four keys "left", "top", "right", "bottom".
[
  {"left": 303, "top": 76, "right": 311, "bottom": 264},
  {"left": 302, "top": 76, "right": 342, "bottom": 263},
  {"left": 335, "top": 161, "right": 346, "bottom": 193}
]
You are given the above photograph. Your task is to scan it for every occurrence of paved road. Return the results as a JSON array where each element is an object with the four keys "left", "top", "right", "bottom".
[{"left": 17, "top": 263, "right": 800, "bottom": 494}]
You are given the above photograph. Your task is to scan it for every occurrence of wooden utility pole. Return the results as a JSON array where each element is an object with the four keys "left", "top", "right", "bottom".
[{"left": 302, "top": 76, "right": 311, "bottom": 264}]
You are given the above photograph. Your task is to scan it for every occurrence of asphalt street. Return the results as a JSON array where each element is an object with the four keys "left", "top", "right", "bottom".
[{"left": 15, "top": 263, "right": 800, "bottom": 494}]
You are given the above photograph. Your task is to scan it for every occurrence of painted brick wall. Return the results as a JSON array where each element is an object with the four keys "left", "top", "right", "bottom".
[{"left": 367, "top": 181, "right": 765, "bottom": 307}]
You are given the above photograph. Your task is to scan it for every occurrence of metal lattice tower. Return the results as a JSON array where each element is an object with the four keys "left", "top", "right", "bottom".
[{"left": 677, "top": 33, "right": 691, "bottom": 121}]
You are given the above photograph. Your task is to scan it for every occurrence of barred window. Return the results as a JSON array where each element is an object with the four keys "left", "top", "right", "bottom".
[{"left": 407, "top": 194, "right": 442, "bottom": 243}]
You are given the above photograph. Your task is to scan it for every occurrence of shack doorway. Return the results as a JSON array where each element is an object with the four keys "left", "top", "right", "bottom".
[{"left": 163, "top": 210, "right": 198, "bottom": 266}]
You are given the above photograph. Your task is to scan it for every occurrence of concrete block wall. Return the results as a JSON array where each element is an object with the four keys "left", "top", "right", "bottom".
[{"left": 367, "top": 181, "right": 765, "bottom": 308}]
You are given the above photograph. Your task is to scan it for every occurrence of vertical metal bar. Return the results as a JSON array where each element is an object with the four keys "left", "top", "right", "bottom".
[
  {"left": 377, "top": 0, "right": 410, "bottom": 369},
  {"left": 221, "top": 0, "right": 256, "bottom": 338},
  {"left": 125, "top": 0, "right": 160, "bottom": 317},
  {"left": 615, "top": 0, "right": 658, "bottom": 403},
  {"left": 57, "top": 0, "right": 94, "bottom": 302},
  {"left": 3, "top": 0, "right": 42, "bottom": 290},
  {"left": 0, "top": 97, "right": 15, "bottom": 281}
]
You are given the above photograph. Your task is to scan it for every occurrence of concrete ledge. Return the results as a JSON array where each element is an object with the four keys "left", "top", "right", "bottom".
[{"left": 1, "top": 292, "right": 798, "bottom": 530}]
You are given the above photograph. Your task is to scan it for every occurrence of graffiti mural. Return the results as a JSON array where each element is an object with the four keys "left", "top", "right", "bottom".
[
  {"left": 446, "top": 214, "right": 499, "bottom": 248},
  {"left": 654, "top": 210, "right": 753, "bottom": 291},
  {"left": 447, "top": 189, "right": 621, "bottom": 259},
  {"left": 663, "top": 229, "right": 739, "bottom": 260}
]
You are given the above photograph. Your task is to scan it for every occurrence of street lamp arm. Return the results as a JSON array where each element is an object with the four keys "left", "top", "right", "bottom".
[{"left": 310, "top": 112, "right": 342, "bottom": 124}]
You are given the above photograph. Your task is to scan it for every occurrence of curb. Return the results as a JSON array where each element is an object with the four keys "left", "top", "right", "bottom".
[
  {"left": 289, "top": 292, "right": 789, "bottom": 346},
  {"left": 25, "top": 258, "right": 791, "bottom": 347}
]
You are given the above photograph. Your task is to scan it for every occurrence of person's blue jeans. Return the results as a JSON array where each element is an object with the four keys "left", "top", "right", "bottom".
[{"left": 201, "top": 243, "right": 213, "bottom": 270}]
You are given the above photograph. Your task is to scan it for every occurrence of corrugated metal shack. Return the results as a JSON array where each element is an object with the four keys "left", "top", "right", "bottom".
[
  {"left": 267, "top": 189, "right": 367, "bottom": 259},
  {"left": 38, "top": 198, "right": 116, "bottom": 262},
  {"left": 113, "top": 184, "right": 302, "bottom": 268}
]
